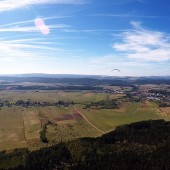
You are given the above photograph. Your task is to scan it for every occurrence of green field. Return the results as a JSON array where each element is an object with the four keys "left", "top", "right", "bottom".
[
  {"left": 0, "top": 107, "right": 27, "bottom": 151},
  {"left": 77, "top": 101, "right": 169, "bottom": 131},
  {"left": 46, "top": 119, "right": 101, "bottom": 144},
  {"left": 0, "top": 91, "right": 169, "bottom": 151},
  {"left": 0, "top": 105, "right": 102, "bottom": 151},
  {"left": 0, "top": 91, "right": 122, "bottom": 103}
]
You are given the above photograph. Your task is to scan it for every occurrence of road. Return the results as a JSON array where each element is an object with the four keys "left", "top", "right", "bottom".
[{"left": 74, "top": 106, "right": 115, "bottom": 134}]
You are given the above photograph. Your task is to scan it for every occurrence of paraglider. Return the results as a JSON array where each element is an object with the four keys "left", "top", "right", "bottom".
[
  {"left": 111, "top": 69, "right": 121, "bottom": 72},
  {"left": 111, "top": 69, "right": 121, "bottom": 78}
]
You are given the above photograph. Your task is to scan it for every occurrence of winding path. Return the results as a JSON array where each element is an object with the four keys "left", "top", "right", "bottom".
[{"left": 74, "top": 106, "right": 114, "bottom": 134}]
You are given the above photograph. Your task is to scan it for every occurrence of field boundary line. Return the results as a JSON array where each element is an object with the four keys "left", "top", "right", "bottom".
[{"left": 74, "top": 106, "right": 106, "bottom": 134}]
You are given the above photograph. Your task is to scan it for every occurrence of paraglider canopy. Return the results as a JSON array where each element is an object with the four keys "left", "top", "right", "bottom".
[
  {"left": 111, "top": 69, "right": 121, "bottom": 79},
  {"left": 111, "top": 69, "right": 121, "bottom": 72}
]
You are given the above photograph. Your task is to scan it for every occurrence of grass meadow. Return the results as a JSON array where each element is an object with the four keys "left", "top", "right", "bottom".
[
  {"left": 0, "top": 91, "right": 123, "bottom": 103},
  {"left": 77, "top": 101, "right": 169, "bottom": 131},
  {"left": 0, "top": 91, "right": 169, "bottom": 151}
]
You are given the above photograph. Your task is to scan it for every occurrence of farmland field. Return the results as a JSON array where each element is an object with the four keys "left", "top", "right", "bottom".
[
  {"left": 0, "top": 90, "right": 169, "bottom": 151},
  {"left": 0, "top": 107, "right": 27, "bottom": 151},
  {"left": 158, "top": 107, "right": 170, "bottom": 117},
  {"left": 76, "top": 101, "right": 170, "bottom": 131},
  {"left": 0, "top": 91, "right": 123, "bottom": 103},
  {"left": 0, "top": 104, "right": 102, "bottom": 151}
]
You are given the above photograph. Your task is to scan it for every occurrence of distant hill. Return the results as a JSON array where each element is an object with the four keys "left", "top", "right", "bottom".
[
  {"left": 0, "top": 74, "right": 170, "bottom": 86},
  {"left": 0, "top": 119, "right": 170, "bottom": 170},
  {"left": 0, "top": 73, "right": 170, "bottom": 79},
  {"left": 0, "top": 73, "right": 111, "bottom": 79}
]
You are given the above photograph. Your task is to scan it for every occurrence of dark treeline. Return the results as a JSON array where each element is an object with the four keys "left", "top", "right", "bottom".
[
  {"left": 136, "top": 79, "right": 170, "bottom": 85},
  {"left": 0, "top": 100, "right": 75, "bottom": 108},
  {"left": 0, "top": 119, "right": 170, "bottom": 170},
  {"left": 39, "top": 125, "right": 48, "bottom": 143},
  {"left": 149, "top": 89, "right": 170, "bottom": 95},
  {"left": 0, "top": 85, "right": 103, "bottom": 91},
  {"left": 15, "top": 85, "right": 103, "bottom": 91},
  {"left": 0, "top": 76, "right": 170, "bottom": 86},
  {"left": 84, "top": 99, "right": 120, "bottom": 109},
  {"left": 148, "top": 90, "right": 170, "bottom": 107},
  {"left": 159, "top": 103, "right": 170, "bottom": 107},
  {"left": 0, "top": 77, "right": 125, "bottom": 85},
  {"left": 125, "top": 92, "right": 142, "bottom": 102}
]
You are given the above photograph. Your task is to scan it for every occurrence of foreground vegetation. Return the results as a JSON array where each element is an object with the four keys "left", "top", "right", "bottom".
[
  {"left": 0, "top": 119, "right": 169, "bottom": 170},
  {"left": 0, "top": 96, "right": 169, "bottom": 151},
  {"left": 78, "top": 101, "right": 166, "bottom": 131},
  {"left": 0, "top": 77, "right": 169, "bottom": 169}
]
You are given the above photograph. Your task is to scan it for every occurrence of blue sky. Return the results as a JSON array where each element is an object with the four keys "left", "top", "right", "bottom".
[{"left": 0, "top": 0, "right": 169, "bottom": 76}]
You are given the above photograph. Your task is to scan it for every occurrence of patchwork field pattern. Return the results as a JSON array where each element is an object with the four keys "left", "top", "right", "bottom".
[
  {"left": 0, "top": 105, "right": 102, "bottom": 151},
  {"left": 0, "top": 91, "right": 123, "bottom": 103},
  {"left": 0, "top": 91, "right": 169, "bottom": 151},
  {"left": 77, "top": 101, "right": 169, "bottom": 131},
  {"left": 0, "top": 107, "right": 27, "bottom": 151}
]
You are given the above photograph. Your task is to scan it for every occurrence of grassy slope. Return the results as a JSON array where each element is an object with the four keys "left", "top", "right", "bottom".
[
  {"left": 77, "top": 102, "right": 168, "bottom": 131},
  {"left": 0, "top": 91, "right": 169, "bottom": 151},
  {"left": 0, "top": 107, "right": 27, "bottom": 151},
  {"left": 0, "top": 91, "right": 122, "bottom": 103},
  {"left": 0, "top": 106, "right": 102, "bottom": 151},
  {"left": 46, "top": 119, "right": 101, "bottom": 144}
]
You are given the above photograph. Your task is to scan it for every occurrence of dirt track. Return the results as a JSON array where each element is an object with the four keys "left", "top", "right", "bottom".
[{"left": 74, "top": 106, "right": 115, "bottom": 134}]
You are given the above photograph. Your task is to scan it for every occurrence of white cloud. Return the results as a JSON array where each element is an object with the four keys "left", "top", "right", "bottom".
[
  {"left": 93, "top": 14, "right": 157, "bottom": 18},
  {"left": 111, "top": 0, "right": 147, "bottom": 5},
  {"left": 87, "top": 54, "right": 170, "bottom": 76},
  {"left": 0, "top": 16, "right": 72, "bottom": 29},
  {"left": 0, "top": 24, "right": 69, "bottom": 33},
  {"left": 0, "top": 34, "right": 87, "bottom": 62},
  {"left": 112, "top": 21, "right": 170, "bottom": 61},
  {"left": 0, "top": 16, "right": 71, "bottom": 35},
  {"left": 0, "top": 37, "right": 62, "bottom": 61},
  {"left": 0, "top": 0, "right": 85, "bottom": 12}
]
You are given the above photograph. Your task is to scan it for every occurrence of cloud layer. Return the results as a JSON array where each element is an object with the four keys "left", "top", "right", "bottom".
[
  {"left": 0, "top": 0, "right": 85, "bottom": 11},
  {"left": 112, "top": 21, "right": 170, "bottom": 61}
]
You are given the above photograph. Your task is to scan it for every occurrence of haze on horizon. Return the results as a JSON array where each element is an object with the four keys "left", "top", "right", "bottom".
[{"left": 0, "top": 0, "right": 169, "bottom": 76}]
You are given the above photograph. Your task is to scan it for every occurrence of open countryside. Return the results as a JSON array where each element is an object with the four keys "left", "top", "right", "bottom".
[{"left": 0, "top": 82, "right": 169, "bottom": 151}]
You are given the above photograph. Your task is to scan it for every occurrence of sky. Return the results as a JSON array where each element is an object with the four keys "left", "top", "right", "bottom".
[{"left": 0, "top": 0, "right": 170, "bottom": 76}]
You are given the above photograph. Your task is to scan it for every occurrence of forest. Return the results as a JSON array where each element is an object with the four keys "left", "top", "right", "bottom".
[
  {"left": 0, "top": 119, "right": 169, "bottom": 170},
  {"left": 0, "top": 76, "right": 170, "bottom": 86}
]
